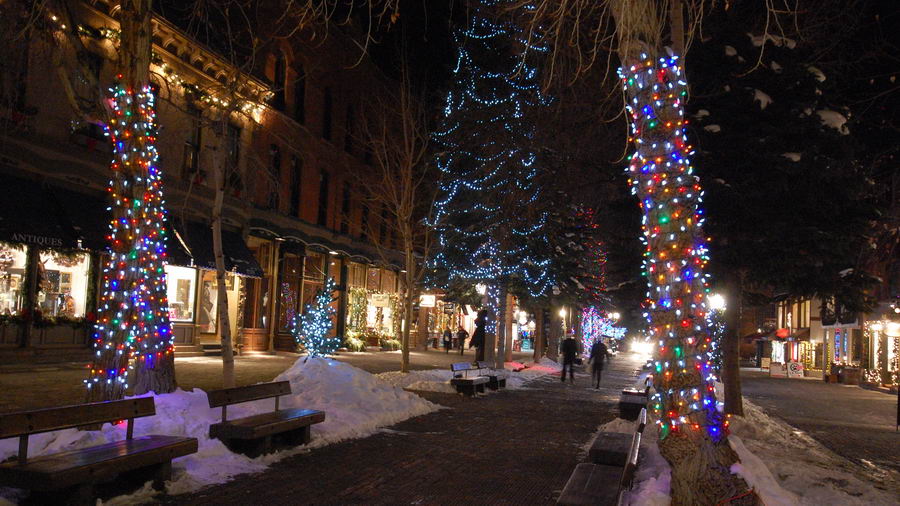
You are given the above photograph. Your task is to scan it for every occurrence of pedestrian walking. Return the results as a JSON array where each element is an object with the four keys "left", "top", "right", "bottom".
[
  {"left": 471, "top": 310, "right": 487, "bottom": 361},
  {"left": 456, "top": 326, "right": 469, "bottom": 355},
  {"left": 560, "top": 333, "right": 577, "bottom": 383},
  {"left": 442, "top": 328, "right": 453, "bottom": 353},
  {"left": 589, "top": 338, "right": 612, "bottom": 389}
]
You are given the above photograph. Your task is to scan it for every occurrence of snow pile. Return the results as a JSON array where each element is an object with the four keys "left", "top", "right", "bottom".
[
  {"left": 816, "top": 109, "right": 850, "bottom": 134},
  {"left": 376, "top": 369, "right": 456, "bottom": 394},
  {"left": 0, "top": 357, "right": 438, "bottom": 503},
  {"left": 729, "top": 399, "right": 898, "bottom": 505},
  {"left": 622, "top": 394, "right": 898, "bottom": 506}
]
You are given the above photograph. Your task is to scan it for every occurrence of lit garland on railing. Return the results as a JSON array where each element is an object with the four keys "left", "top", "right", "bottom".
[
  {"left": 430, "top": 0, "right": 554, "bottom": 298},
  {"left": 619, "top": 54, "right": 727, "bottom": 441},
  {"left": 293, "top": 277, "right": 340, "bottom": 360},
  {"left": 85, "top": 78, "right": 173, "bottom": 399}
]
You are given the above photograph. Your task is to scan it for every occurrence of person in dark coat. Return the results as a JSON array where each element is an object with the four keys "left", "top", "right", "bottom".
[
  {"left": 560, "top": 333, "right": 578, "bottom": 383},
  {"left": 442, "top": 328, "right": 453, "bottom": 353},
  {"left": 589, "top": 338, "right": 612, "bottom": 388},
  {"left": 456, "top": 326, "right": 469, "bottom": 355},
  {"left": 470, "top": 310, "right": 487, "bottom": 361}
]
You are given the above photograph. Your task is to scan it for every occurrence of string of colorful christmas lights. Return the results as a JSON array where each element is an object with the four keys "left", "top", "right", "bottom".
[
  {"left": 293, "top": 277, "right": 340, "bottom": 360},
  {"left": 581, "top": 306, "right": 626, "bottom": 352},
  {"left": 85, "top": 78, "right": 174, "bottom": 400},
  {"left": 619, "top": 54, "right": 728, "bottom": 441}
]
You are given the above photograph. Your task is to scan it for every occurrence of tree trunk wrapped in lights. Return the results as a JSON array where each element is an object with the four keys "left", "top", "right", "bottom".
[
  {"left": 85, "top": 0, "right": 176, "bottom": 400},
  {"left": 619, "top": 51, "right": 749, "bottom": 505}
]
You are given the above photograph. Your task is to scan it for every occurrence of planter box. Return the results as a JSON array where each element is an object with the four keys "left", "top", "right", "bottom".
[{"left": 0, "top": 323, "right": 23, "bottom": 346}]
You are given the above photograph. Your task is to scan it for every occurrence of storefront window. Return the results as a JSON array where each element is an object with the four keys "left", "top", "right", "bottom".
[
  {"left": 304, "top": 252, "right": 325, "bottom": 281},
  {"left": 381, "top": 270, "right": 397, "bottom": 293},
  {"left": 243, "top": 241, "right": 272, "bottom": 329},
  {"left": 328, "top": 256, "right": 343, "bottom": 286},
  {"left": 0, "top": 242, "right": 28, "bottom": 315},
  {"left": 165, "top": 265, "right": 197, "bottom": 322},
  {"left": 366, "top": 267, "right": 381, "bottom": 291},
  {"left": 278, "top": 254, "right": 303, "bottom": 332},
  {"left": 37, "top": 250, "right": 90, "bottom": 318},
  {"left": 348, "top": 262, "right": 367, "bottom": 287},
  {"left": 198, "top": 270, "right": 219, "bottom": 333}
]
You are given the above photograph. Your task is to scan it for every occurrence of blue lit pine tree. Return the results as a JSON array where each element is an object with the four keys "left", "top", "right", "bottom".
[
  {"left": 293, "top": 277, "right": 340, "bottom": 360},
  {"left": 431, "top": 0, "right": 553, "bottom": 366}
]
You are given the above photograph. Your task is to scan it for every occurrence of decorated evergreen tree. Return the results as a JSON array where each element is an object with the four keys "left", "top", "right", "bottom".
[
  {"left": 293, "top": 278, "right": 340, "bottom": 361},
  {"left": 431, "top": 0, "right": 553, "bottom": 362}
]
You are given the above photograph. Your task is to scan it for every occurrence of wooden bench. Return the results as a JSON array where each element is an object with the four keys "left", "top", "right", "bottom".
[
  {"left": 475, "top": 361, "right": 507, "bottom": 390},
  {"left": 449, "top": 362, "right": 489, "bottom": 396},
  {"left": 558, "top": 409, "right": 645, "bottom": 506},
  {"left": 0, "top": 398, "right": 198, "bottom": 504},
  {"left": 588, "top": 408, "right": 647, "bottom": 466},
  {"left": 619, "top": 377, "right": 651, "bottom": 421},
  {"left": 207, "top": 381, "right": 325, "bottom": 457}
]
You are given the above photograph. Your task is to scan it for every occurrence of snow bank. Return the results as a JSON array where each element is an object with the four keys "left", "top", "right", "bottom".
[
  {"left": 376, "top": 359, "right": 561, "bottom": 394},
  {"left": 0, "top": 357, "right": 438, "bottom": 503},
  {"left": 619, "top": 392, "right": 898, "bottom": 506}
]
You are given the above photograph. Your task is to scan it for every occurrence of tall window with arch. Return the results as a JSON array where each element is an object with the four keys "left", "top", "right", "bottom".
[
  {"left": 290, "top": 155, "right": 303, "bottom": 217},
  {"left": 272, "top": 51, "right": 287, "bottom": 111},
  {"left": 294, "top": 63, "right": 306, "bottom": 124},
  {"left": 268, "top": 144, "right": 281, "bottom": 210},
  {"left": 317, "top": 168, "right": 330, "bottom": 227},
  {"left": 322, "top": 87, "right": 333, "bottom": 141},
  {"left": 344, "top": 104, "right": 354, "bottom": 153}
]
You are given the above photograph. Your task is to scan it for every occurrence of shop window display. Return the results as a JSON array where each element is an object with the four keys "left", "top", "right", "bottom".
[
  {"left": 165, "top": 265, "right": 197, "bottom": 322},
  {"left": 366, "top": 267, "right": 381, "bottom": 291},
  {"left": 0, "top": 242, "right": 28, "bottom": 315},
  {"left": 348, "top": 262, "right": 367, "bottom": 287},
  {"left": 37, "top": 250, "right": 90, "bottom": 318},
  {"left": 278, "top": 254, "right": 303, "bottom": 332}
]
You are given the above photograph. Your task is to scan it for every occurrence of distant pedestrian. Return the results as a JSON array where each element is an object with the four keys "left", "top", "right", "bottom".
[
  {"left": 471, "top": 310, "right": 487, "bottom": 361},
  {"left": 442, "top": 328, "right": 453, "bottom": 353},
  {"left": 560, "top": 333, "right": 577, "bottom": 383},
  {"left": 456, "top": 326, "right": 469, "bottom": 355},
  {"left": 590, "top": 339, "right": 611, "bottom": 389}
]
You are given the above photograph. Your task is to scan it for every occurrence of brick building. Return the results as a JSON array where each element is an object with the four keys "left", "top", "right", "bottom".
[{"left": 0, "top": 0, "right": 404, "bottom": 363}]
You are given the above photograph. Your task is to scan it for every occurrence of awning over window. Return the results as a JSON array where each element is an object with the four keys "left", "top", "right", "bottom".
[
  {"left": 170, "top": 221, "right": 263, "bottom": 277},
  {"left": 0, "top": 175, "right": 74, "bottom": 249}
]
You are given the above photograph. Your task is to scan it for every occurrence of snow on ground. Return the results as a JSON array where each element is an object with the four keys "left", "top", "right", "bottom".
[
  {"left": 620, "top": 391, "right": 898, "bottom": 506},
  {"left": 377, "top": 358, "right": 562, "bottom": 393},
  {"left": 0, "top": 357, "right": 438, "bottom": 504}
]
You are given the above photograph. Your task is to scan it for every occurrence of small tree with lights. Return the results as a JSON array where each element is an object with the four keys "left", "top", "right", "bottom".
[{"left": 293, "top": 277, "right": 340, "bottom": 361}]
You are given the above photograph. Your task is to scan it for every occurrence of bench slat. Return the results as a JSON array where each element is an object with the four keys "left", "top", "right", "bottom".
[
  {"left": 450, "top": 377, "right": 489, "bottom": 385},
  {"left": 588, "top": 432, "right": 632, "bottom": 466},
  {"left": 207, "top": 381, "right": 292, "bottom": 408},
  {"left": 0, "top": 398, "right": 156, "bottom": 439},
  {"left": 450, "top": 362, "right": 472, "bottom": 372},
  {"left": 0, "top": 435, "right": 197, "bottom": 490},
  {"left": 209, "top": 408, "right": 325, "bottom": 440},
  {"left": 557, "top": 463, "right": 621, "bottom": 506}
]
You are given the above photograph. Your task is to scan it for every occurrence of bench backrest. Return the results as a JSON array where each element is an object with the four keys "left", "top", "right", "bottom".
[
  {"left": 450, "top": 362, "right": 472, "bottom": 373},
  {"left": 636, "top": 408, "right": 648, "bottom": 434},
  {"left": 620, "top": 430, "right": 642, "bottom": 490},
  {"left": 0, "top": 397, "right": 156, "bottom": 439},
  {"left": 475, "top": 361, "right": 491, "bottom": 370},
  {"left": 207, "top": 381, "right": 292, "bottom": 408}
]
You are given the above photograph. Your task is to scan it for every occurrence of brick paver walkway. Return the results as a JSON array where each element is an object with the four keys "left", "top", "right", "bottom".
[
  {"left": 741, "top": 370, "right": 900, "bottom": 477},
  {"left": 160, "top": 354, "right": 646, "bottom": 505}
]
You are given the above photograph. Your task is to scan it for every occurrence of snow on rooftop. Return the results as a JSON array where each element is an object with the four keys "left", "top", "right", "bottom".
[
  {"left": 753, "top": 89, "right": 773, "bottom": 109},
  {"left": 807, "top": 66, "right": 826, "bottom": 82},
  {"left": 816, "top": 109, "right": 849, "bottom": 135},
  {"left": 704, "top": 124, "right": 722, "bottom": 133},
  {"left": 748, "top": 32, "right": 797, "bottom": 49},
  {"left": 781, "top": 153, "right": 802, "bottom": 162},
  {"left": 724, "top": 45, "right": 737, "bottom": 57}
]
